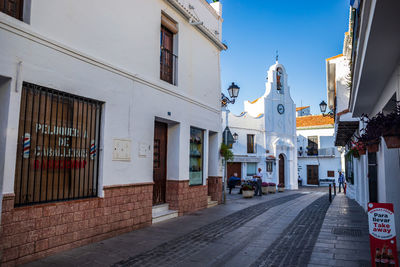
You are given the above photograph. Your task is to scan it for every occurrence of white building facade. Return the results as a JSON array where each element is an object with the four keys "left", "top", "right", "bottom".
[
  {"left": 0, "top": 0, "right": 225, "bottom": 264},
  {"left": 296, "top": 115, "right": 343, "bottom": 186},
  {"left": 330, "top": 2, "right": 400, "bottom": 249},
  {"left": 223, "top": 62, "right": 298, "bottom": 189}
]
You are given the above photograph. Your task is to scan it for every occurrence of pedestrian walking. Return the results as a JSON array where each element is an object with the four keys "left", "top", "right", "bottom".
[
  {"left": 338, "top": 171, "right": 345, "bottom": 193},
  {"left": 253, "top": 168, "right": 263, "bottom": 196}
]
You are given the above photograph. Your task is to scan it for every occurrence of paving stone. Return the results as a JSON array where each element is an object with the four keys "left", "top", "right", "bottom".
[
  {"left": 251, "top": 195, "right": 331, "bottom": 267},
  {"left": 112, "top": 193, "right": 305, "bottom": 266}
]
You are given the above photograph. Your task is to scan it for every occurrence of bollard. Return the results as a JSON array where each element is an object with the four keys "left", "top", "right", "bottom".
[
  {"left": 333, "top": 182, "right": 336, "bottom": 196},
  {"left": 344, "top": 183, "right": 347, "bottom": 195},
  {"left": 329, "top": 184, "right": 332, "bottom": 203}
]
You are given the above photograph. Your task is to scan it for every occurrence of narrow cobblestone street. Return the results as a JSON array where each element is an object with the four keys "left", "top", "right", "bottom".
[{"left": 23, "top": 187, "right": 374, "bottom": 267}]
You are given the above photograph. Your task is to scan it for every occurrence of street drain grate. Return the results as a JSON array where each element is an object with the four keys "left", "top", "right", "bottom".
[{"left": 332, "top": 227, "right": 362, "bottom": 237}]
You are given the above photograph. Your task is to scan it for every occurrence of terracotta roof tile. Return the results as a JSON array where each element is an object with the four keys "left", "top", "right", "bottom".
[
  {"left": 296, "top": 115, "right": 334, "bottom": 128},
  {"left": 296, "top": 106, "right": 310, "bottom": 112}
]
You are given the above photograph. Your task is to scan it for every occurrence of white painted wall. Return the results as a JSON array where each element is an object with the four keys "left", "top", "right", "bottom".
[
  {"left": 0, "top": 0, "right": 224, "bottom": 198},
  {"left": 222, "top": 62, "right": 298, "bottom": 189},
  {"left": 297, "top": 127, "right": 343, "bottom": 186}
]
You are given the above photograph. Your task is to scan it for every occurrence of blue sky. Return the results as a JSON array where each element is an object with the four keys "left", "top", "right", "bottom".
[{"left": 218, "top": 0, "right": 349, "bottom": 115}]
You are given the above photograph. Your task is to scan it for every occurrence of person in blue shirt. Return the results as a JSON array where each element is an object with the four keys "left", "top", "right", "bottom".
[
  {"left": 338, "top": 171, "right": 345, "bottom": 193},
  {"left": 228, "top": 173, "right": 241, "bottom": 194}
]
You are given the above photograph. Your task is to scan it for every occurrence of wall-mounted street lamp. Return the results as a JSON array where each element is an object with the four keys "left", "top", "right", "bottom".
[
  {"left": 221, "top": 82, "right": 240, "bottom": 107},
  {"left": 233, "top": 132, "right": 238, "bottom": 142},
  {"left": 319, "top": 100, "right": 334, "bottom": 118},
  {"left": 221, "top": 82, "right": 240, "bottom": 204}
]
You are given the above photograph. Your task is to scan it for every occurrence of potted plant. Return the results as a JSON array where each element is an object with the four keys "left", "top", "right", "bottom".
[
  {"left": 277, "top": 183, "right": 285, "bottom": 192},
  {"left": 220, "top": 143, "right": 233, "bottom": 161},
  {"left": 345, "top": 147, "right": 360, "bottom": 159},
  {"left": 261, "top": 182, "right": 269, "bottom": 194},
  {"left": 268, "top": 183, "right": 276, "bottom": 193},
  {"left": 357, "top": 113, "right": 383, "bottom": 153},
  {"left": 382, "top": 103, "right": 400, "bottom": 149},
  {"left": 241, "top": 184, "right": 254, "bottom": 198},
  {"left": 351, "top": 141, "right": 366, "bottom": 156}
]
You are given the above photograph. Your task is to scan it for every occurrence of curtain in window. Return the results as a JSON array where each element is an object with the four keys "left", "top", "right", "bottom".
[{"left": 247, "top": 163, "right": 257, "bottom": 176}]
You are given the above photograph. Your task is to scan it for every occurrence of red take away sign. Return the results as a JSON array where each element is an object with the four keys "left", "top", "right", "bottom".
[{"left": 368, "top": 202, "right": 399, "bottom": 267}]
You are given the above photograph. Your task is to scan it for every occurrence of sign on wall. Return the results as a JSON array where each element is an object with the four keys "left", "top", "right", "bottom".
[
  {"left": 368, "top": 203, "right": 399, "bottom": 267},
  {"left": 15, "top": 82, "right": 102, "bottom": 206}
]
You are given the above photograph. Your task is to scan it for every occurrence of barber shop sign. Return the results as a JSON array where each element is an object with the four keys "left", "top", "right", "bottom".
[{"left": 368, "top": 203, "right": 398, "bottom": 267}]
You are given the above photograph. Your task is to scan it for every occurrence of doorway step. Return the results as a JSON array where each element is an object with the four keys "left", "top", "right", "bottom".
[
  {"left": 207, "top": 196, "right": 218, "bottom": 208},
  {"left": 152, "top": 203, "right": 178, "bottom": 224}
]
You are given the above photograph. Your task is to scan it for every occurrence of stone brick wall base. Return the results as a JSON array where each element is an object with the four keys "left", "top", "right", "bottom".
[
  {"left": 207, "top": 176, "right": 222, "bottom": 204},
  {"left": 166, "top": 180, "right": 208, "bottom": 216},
  {"left": 0, "top": 183, "right": 153, "bottom": 266}
]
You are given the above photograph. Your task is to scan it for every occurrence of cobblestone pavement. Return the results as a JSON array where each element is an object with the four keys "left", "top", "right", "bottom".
[
  {"left": 251, "top": 195, "right": 330, "bottom": 267},
  {"left": 308, "top": 193, "right": 372, "bottom": 267},
  {"left": 25, "top": 188, "right": 377, "bottom": 267},
  {"left": 113, "top": 193, "right": 304, "bottom": 267}
]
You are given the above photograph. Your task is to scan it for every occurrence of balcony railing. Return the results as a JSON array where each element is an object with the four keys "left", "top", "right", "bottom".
[
  {"left": 300, "top": 147, "right": 336, "bottom": 157},
  {"left": 160, "top": 47, "right": 178, "bottom": 85}
]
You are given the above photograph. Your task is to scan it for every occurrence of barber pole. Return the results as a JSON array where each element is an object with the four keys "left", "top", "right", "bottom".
[
  {"left": 90, "top": 140, "right": 96, "bottom": 160},
  {"left": 23, "top": 133, "right": 30, "bottom": 158}
]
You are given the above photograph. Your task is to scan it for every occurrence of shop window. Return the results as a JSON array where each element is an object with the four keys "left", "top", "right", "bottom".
[
  {"left": 247, "top": 163, "right": 257, "bottom": 176},
  {"left": 327, "top": 171, "right": 334, "bottom": 177},
  {"left": 247, "top": 134, "right": 255, "bottom": 153},
  {"left": 14, "top": 82, "right": 103, "bottom": 206},
  {"left": 1, "top": 0, "right": 24, "bottom": 21},
  {"left": 189, "top": 127, "right": 203, "bottom": 186}
]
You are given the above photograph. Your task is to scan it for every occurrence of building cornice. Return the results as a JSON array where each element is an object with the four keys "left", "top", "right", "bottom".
[
  {"left": 0, "top": 15, "right": 220, "bottom": 114},
  {"left": 163, "top": 0, "right": 227, "bottom": 51}
]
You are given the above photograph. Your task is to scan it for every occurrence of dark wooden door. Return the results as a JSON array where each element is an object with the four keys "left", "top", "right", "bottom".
[
  {"left": 368, "top": 152, "right": 378, "bottom": 203},
  {"left": 279, "top": 154, "right": 285, "bottom": 186},
  {"left": 153, "top": 121, "right": 167, "bottom": 205},
  {"left": 307, "top": 165, "right": 319, "bottom": 185},
  {"left": 227, "top": 163, "right": 241, "bottom": 179}
]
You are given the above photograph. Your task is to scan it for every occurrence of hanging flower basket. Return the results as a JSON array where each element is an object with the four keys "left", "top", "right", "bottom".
[
  {"left": 382, "top": 128, "right": 400, "bottom": 149},
  {"left": 366, "top": 140, "right": 380, "bottom": 153},
  {"left": 383, "top": 135, "right": 400, "bottom": 149},
  {"left": 358, "top": 148, "right": 366, "bottom": 155}
]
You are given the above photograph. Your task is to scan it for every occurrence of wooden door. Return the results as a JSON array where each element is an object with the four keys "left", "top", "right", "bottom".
[
  {"left": 153, "top": 121, "right": 167, "bottom": 205},
  {"left": 368, "top": 152, "right": 378, "bottom": 203},
  {"left": 279, "top": 154, "right": 285, "bottom": 186},
  {"left": 307, "top": 165, "right": 319, "bottom": 185},
  {"left": 227, "top": 162, "right": 241, "bottom": 179}
]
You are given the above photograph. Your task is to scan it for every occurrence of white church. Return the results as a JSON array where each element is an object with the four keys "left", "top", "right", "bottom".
[{"left": 223, "top": 61, "right": 298, "bottom": 189}]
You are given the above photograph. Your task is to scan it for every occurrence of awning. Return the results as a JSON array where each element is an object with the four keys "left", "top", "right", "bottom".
[{"left": 335, "top": 121, "right": 359, "bottom": 146}]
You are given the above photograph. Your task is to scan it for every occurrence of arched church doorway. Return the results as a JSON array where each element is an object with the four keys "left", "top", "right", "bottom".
[{"left": 279, "top": 154, "right": 285, "bottom": 186}]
